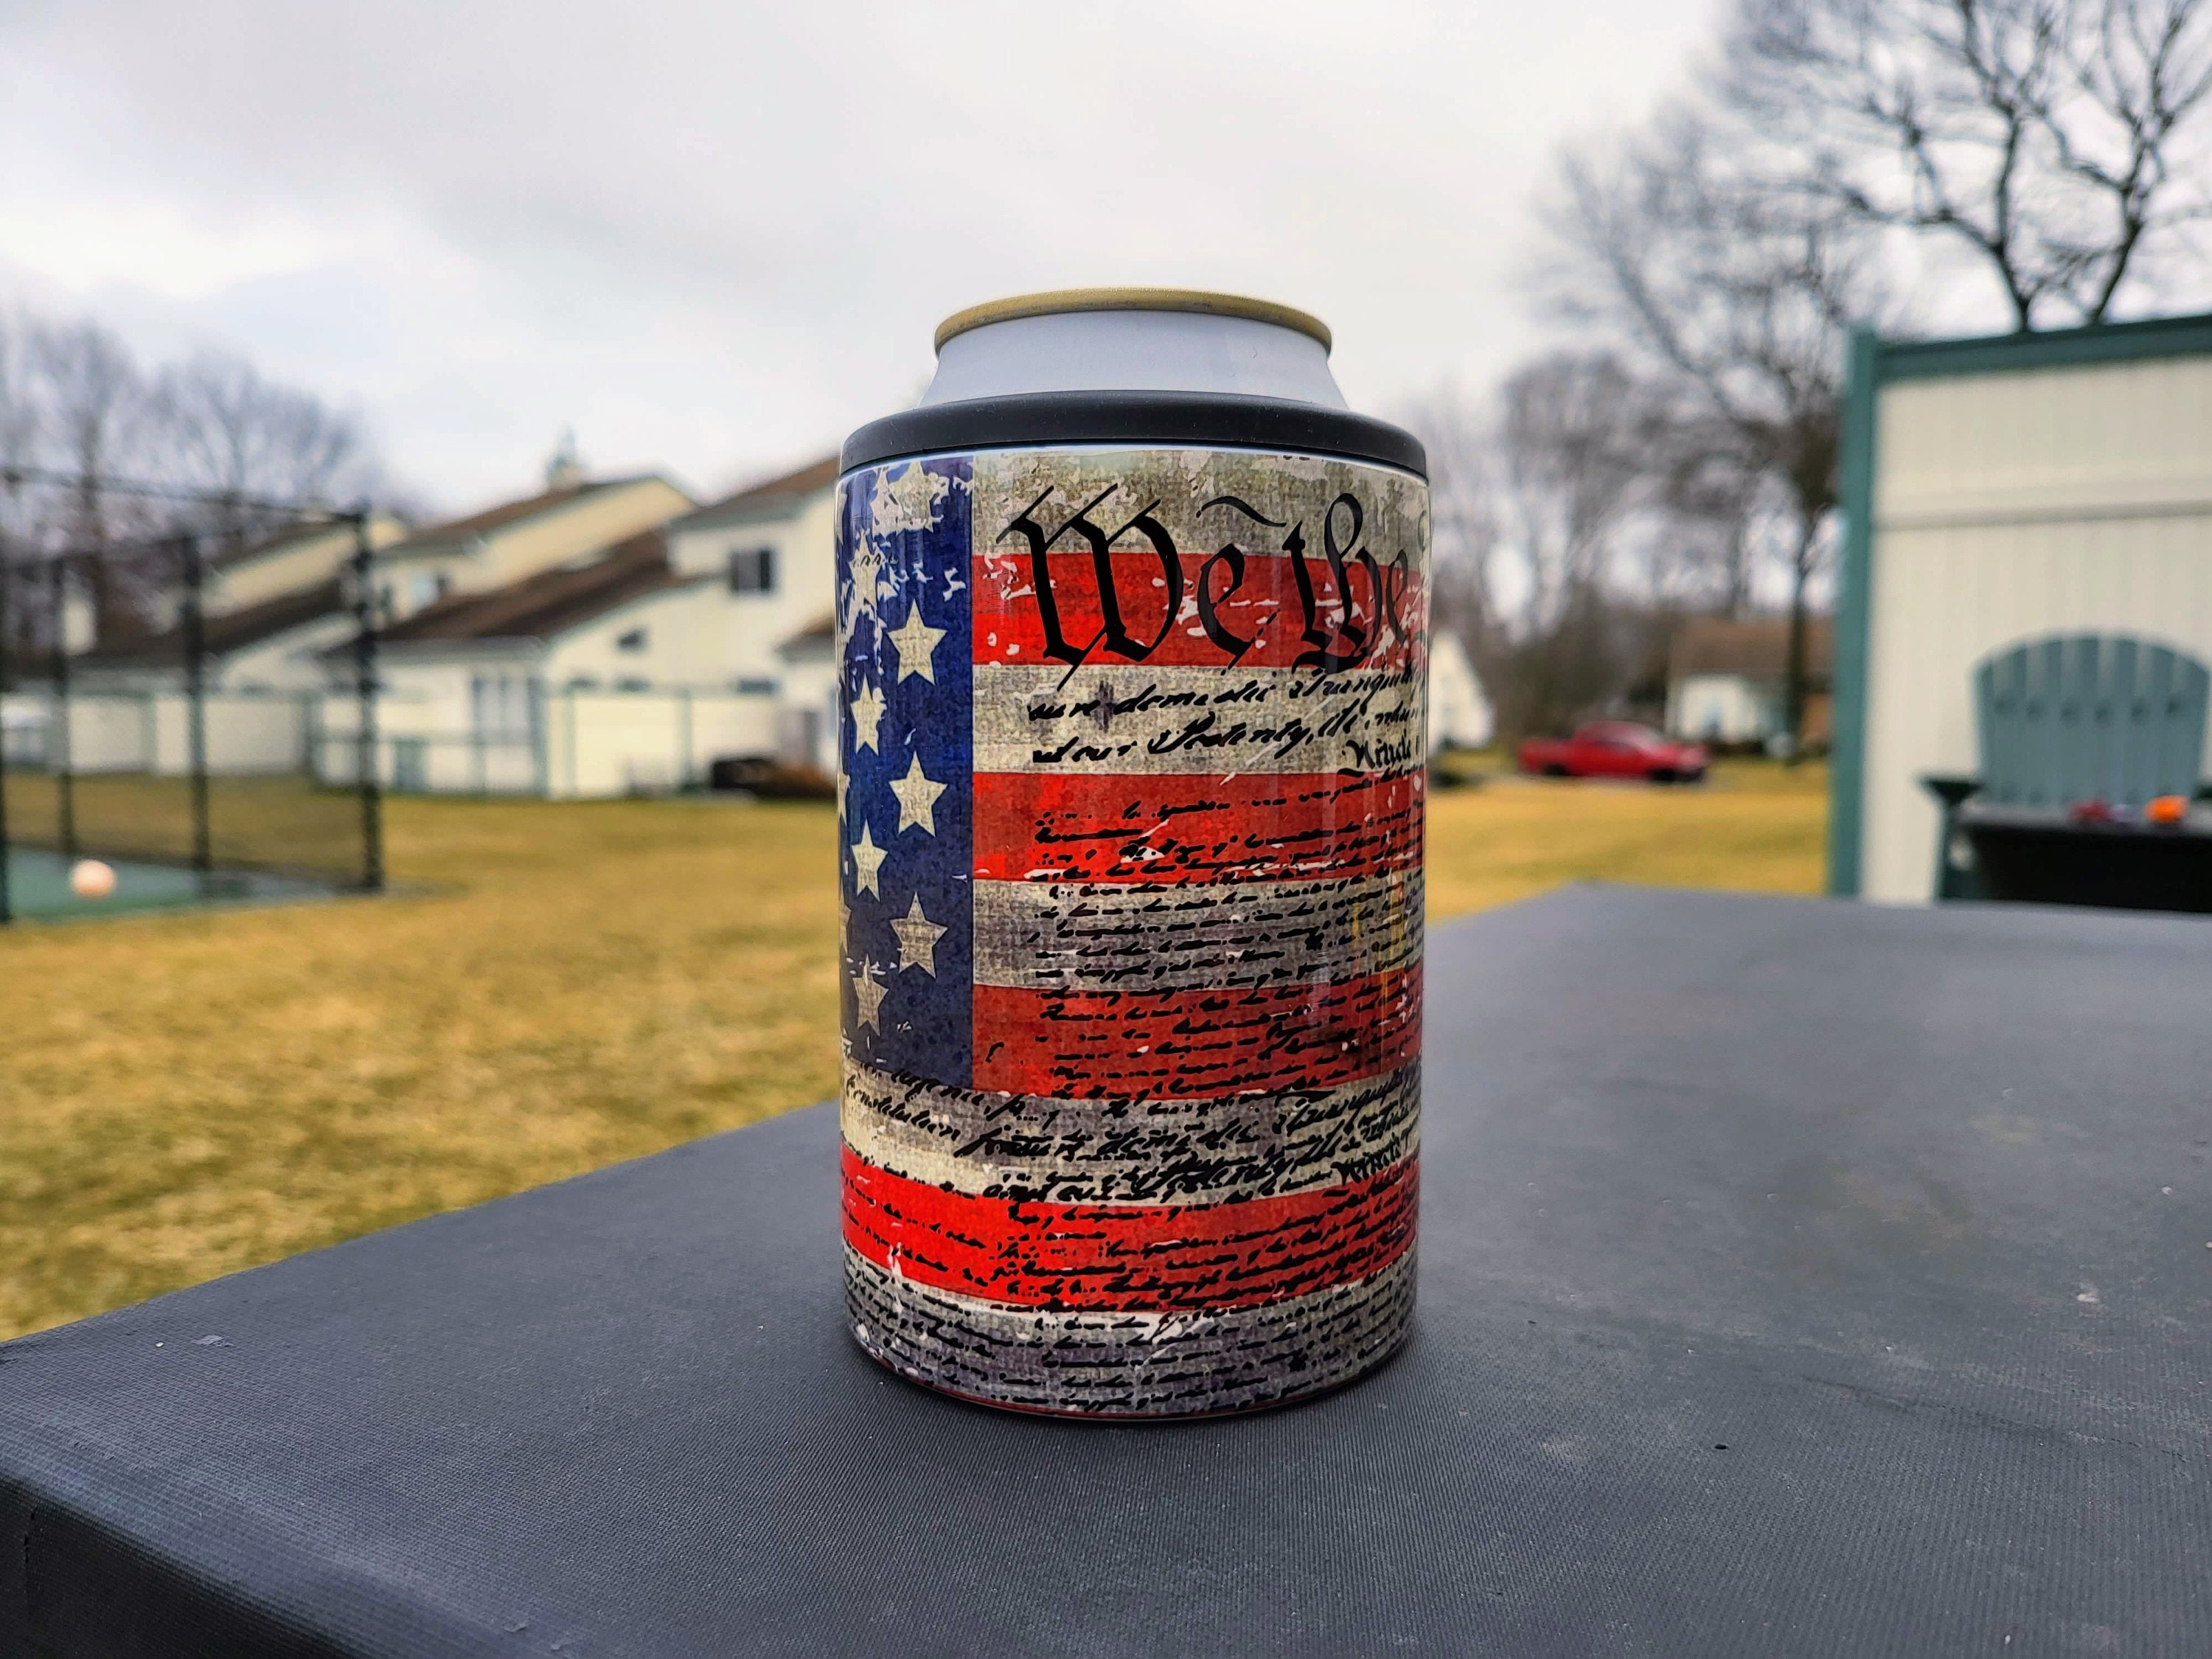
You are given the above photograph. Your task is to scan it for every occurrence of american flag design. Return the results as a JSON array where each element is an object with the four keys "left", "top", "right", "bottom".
[{"left": 838, "top": 445, "right": 1427, "bottom": 1416}]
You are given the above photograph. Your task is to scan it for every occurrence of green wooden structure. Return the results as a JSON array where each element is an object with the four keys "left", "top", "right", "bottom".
[{"left": 1829, "top": 309, "right": 2212, "bottom": 899}]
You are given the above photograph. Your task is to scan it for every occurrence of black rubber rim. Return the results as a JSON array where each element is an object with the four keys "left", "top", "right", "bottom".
[{"left": 841, "top": 390, "right": 1427, "bottom": 477}]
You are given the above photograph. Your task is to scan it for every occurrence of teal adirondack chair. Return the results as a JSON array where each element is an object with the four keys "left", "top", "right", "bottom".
[{"left": 1924, "top": 633, "right": 2212, "bottom": 900}]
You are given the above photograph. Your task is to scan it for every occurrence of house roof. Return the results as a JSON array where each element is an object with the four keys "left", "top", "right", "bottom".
[
  {"left": 378, "top": 476, "right": 660, "bottom": 559},
  {"left": 209, "top": 518, "right": 355, "bottom": 575},
  {"left": 76, "top": 579, "right": 349, "bottom": 671},
  {"left": 1669, "top": 616, "right": 1835, "bottom": 686},
  {"left": 776, "top": 613, "right": 835, "bottom": 658},
  {"left": 674, "top": 455, "right": 839, "bottom": 529},
  {"left": 372, "top": 529, "right": 697, "bottom": 649}
]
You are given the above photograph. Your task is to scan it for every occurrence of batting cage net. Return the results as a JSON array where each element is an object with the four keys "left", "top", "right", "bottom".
[{"left": 0, "top": 503, "right": 382, "bottom": 924}]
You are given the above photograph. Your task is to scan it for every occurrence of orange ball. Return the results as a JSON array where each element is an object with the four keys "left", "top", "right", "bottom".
[{"left": 2146, "top": 794, "right": 2188, "bottom": 826}]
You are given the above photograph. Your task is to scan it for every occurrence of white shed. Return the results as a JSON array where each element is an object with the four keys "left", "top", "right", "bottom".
[
  {"left": 1426, "top": 631, "right": 1494, "bottom": 752},
  {"left": 1829, "top": 311, "right": 2212, "bottom": 903}
]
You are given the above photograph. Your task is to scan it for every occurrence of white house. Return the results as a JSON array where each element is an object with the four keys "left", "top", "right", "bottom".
[
  {"left": 1831, "top": 310, "right": 2212, "bottom": 903},
  {"left": 200, "top": 515, "right": 408, "bottom": 619},
  {"left": 1427, "top": 631, "right": 1494, "bottom": 752},
  {"left": 1666, "top": 617, "right": 1834, "bottom": 747},
  {"left": 341, "top": 524, "right": 780, "bottom": 796},
  {"left": 55, "top": 573, "right": 375, "bottom": 776},
  {"left": 369, "top": 467, "right": 695, "bottom": 624},
  {"left": 38, "top": 445, "right": 858, "bottom": 799},
  {"left": 664, "top": 455, "right": 840, "bottom": 773},
  {"left": 316, "top": 453, "right": 850, "bottom": 797}
]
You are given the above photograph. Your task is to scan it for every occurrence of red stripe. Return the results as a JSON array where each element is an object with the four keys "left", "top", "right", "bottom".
[
  {"left": 973, "top": 770, "right": 1425, "bottom": 885},
  {"left": 973, "top": 550, "right": 1425, "bottom": 671},
  {"left": 841, "top": 1143, "right": 1418, "bottom": 1310},
  {"left": 972, "top": 969, "right": 1421, "bottom": 1099}
]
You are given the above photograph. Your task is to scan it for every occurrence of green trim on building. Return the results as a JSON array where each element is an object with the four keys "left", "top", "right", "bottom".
[
  {"left": 1824, "top": 307, "right": 2212, "bottom": 896},
  {"left": 1827, "top": 326, "right": 1882, "bottom": 897},
  {"left": 1882, "top": 308, "right": 2212, "bottom": 381}
]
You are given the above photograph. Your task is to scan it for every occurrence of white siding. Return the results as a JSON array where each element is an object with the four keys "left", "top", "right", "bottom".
[
  {"left": 218, "top": 613, "right": 363, "bottom": 692},
  {"left": 537, "top": 689, "right": 777, "bottom": 798},
  {"left": 665, "top": 487, "right": 837, "bottom": 689},
  {"left": 1860, "top": 352, "right": 2212, "bottom": 903},
  {"left": 1669, "top": 674, "right": 1775, "bottom": 743},
  {"left": 775, "top": 653, "right": 838, "bottom": 771},
  {"left": 39, "top": 691, "right": 313, "bottom": 776},
  {"left": 541, "top": 583, "right": 725, "bottom": 691},
  {"left": 318, "top": 654, "right": 779, "bottom": 798},
  {"left": 1426, "top": 633, "right": 1494, "bottom": 750}
]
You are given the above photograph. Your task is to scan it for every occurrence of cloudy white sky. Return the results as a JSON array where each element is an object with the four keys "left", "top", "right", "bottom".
[{"left": 0, "top": 1, "right": 1722, "bottom": 513}]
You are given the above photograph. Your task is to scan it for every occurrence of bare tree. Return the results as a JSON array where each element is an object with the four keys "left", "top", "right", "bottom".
[
  {"left": 1406, "top": 354, "right": 1674, "bottom": 742},
  {"left": 0, "top": 316, "right": 35, "bottom": 677},
  {"left": 1404, "top": 387, "right": 1507, "bottom": 701},
  {"left": 27, "top": 318, "right": 161, "bottom": 640},
  {"left": 1492, "top": 353, "right": 1652, "bottom": 633},
  {"left": 1544, "top": 105, "right": 1881, "bottom": 748},
  {"left": 155, "top": 350, "right": 370, "bottom": 511},
  {"left": 1727, "top": 0, "right": 2212, "bottom": 328},
  {"left": 0, "top": 308, "right": 409, "bottom": 647}
]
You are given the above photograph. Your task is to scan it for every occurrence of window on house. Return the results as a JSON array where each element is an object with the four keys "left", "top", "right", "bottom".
[
  {"left": 728, "top": 546, "right": 776, "bottom": 594},
  {"left": 470, "top": 674, "right": 533, "bottom": 739},
  {"left": 408, "top": 571, "right": 447, "bottom": 609},
  {"left": 616, "top": 675, "right": 650, "bottom": 693},
  {"left": 616, "top": 627, "right": 648, "bottom": 653},
  {"left": 733, "top": 676, "right": 779, "bottom": 695}
]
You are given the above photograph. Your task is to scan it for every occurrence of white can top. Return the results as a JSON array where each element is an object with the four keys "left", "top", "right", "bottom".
[{"left": 921, "top": 288, "right": 1348, "bottom": 411}]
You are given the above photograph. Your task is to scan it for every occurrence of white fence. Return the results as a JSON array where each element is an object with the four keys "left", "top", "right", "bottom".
[
  {"left": 314, "top": 684, "right": 780, "bottom": 799},
  {"left": 3, "top": 689, "right": 319, "bottom": 775}
]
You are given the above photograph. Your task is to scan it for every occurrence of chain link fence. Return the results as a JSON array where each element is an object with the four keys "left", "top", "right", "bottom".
[{"left": 0, "top": 524, "right": 383, "bottom": 923}]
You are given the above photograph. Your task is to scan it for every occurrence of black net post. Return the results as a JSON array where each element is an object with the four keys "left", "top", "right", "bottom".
[
  {"left": 50, "top": 552, "right": 74, "bottom": 859},
  {"left": 349, "top": 509, "right": 383, "bottom": 892},
  {"left": 178, "top": 533, "right": 212, "bottom": 886}
]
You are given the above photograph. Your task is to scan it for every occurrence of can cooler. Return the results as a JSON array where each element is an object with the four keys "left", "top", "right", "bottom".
[{"left": 835, "top": 290, "right": 1429, "bottom": 1416}]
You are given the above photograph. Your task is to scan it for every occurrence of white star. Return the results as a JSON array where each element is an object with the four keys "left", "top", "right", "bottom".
[
  {"left": 889, "top": 754, "right": 946, "bottom": 836},
  {"left": 837, "top": 768, "right": 849, "bottom": 818},
  {"left": 850, "top": 681, "right": 886, "bottom": 754},
  {"left": 888, "top": 603, "right": 945, "bottom": 684},
  {"left": 869, "top": 463, "right": 948, "bottom": 535},
  {"left": 850, "top": 822, "right": 886, "bottom": 897},
  {"left": 852, "top": 959, "right": 887, "bottom": 1029},
  {"left": 891, "top": 896, "right": 948, "bottom": 976},
  {"left": 847, "top": 540, "right": 886, "bottom": 617}
]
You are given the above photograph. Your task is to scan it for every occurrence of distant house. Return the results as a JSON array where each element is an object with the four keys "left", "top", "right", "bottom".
[
  {"left": 313, "top": 456, "right": 853, "bottom": 798},
  {"left": 196, "top": 514, "right": 408, "bottom": 619},
  {"left": 115, "top": 512, "right": 406, "bottom": 648},
  {"left": 357, "top": 526, "right": 768, "bottom": 795},
  {"left": 1666, "top": 617, "right": 1834, "bottom": 747},
  {"left": 369, "top": 470, "right": 695, "bottom": 625},
  {"left": 17, "top": 515, "right": 406, "bottom": 779},
  {"left": 77, "top": 580, "right": 359, "bottom": 697},
  {"left": 38, "top": 582, "right": 366, "bottom": 776},
  {"left": 664, "top": 455, "right": 841, "bottom": 773},
  {"left": 1427, "top": 632, "right": 1494, "bottom": 752},
  {"left": 773, "top": 614, "right": 837, "bottom": 773}
]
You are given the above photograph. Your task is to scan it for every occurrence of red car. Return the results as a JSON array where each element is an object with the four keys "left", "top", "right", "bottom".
[{"left": 1518, "top": 721, "right": 1708, "bottom": 784}]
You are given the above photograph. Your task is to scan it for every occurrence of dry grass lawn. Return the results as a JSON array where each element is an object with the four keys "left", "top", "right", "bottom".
[{"left": 0, "top": 759, "right": 1826, "bottom": 1340}]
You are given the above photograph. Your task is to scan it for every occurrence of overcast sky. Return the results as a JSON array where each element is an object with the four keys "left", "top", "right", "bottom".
[{"left": 0, "top": 0, "right": 1722, "bottom": 513}]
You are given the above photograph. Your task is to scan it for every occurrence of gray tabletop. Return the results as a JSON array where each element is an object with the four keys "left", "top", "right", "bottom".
[{"left": 4, "top": 887, "right": 2208, "bottom": 1658}]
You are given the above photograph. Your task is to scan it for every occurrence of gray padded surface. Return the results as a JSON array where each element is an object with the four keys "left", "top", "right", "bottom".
[{"left": 3, "top": 886, "right": 2208, "bottom": 1656}]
